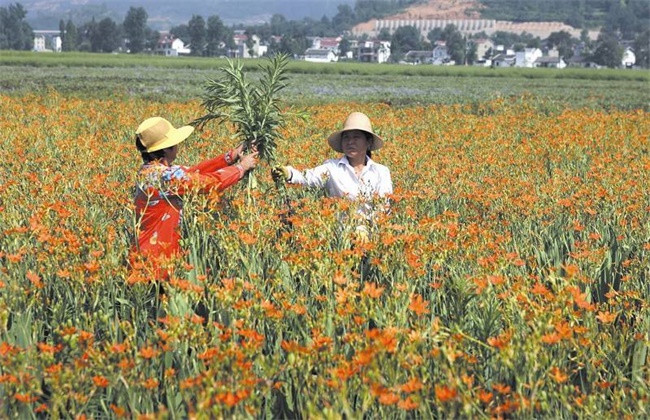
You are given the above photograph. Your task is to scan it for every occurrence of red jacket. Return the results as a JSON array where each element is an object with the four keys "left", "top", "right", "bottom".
[{"left": 134, "top": 153, "right": 242, "bottom": 260}]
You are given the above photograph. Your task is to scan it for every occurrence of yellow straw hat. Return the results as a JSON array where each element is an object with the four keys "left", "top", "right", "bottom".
[
  {"left": 327, "top": 112, "right": 384, "bottom": 153},
  {"left": 136, "top": 117, "right": 194, "bottom": 153}
]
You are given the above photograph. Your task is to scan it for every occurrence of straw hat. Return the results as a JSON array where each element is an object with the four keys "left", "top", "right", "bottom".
[
  {"left": 327, "top": 112, "right": 384, "bottom": 153},
  {"left": 136, "top": 117, "right": 194, "bottom": 153}
]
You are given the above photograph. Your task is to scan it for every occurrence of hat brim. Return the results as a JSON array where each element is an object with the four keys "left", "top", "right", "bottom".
[
  {"left": 146, "top": 125, "right": 194, "bottom": 152},
  {"left": 327, "top": 129, "right": 384, "bottom": 153}
]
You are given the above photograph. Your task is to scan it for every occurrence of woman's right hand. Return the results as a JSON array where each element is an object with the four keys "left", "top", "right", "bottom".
[{"left": 239, "top": 152, "right": 259, "bottom": 172}]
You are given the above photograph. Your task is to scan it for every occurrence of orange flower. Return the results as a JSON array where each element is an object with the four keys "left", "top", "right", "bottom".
[
  {"left": 26, "top": 271, "right": 44, "bottom": 288},
  {"left": 478, "top": 390, "right": 493, "bottom": 404},
  {"left": 362, "top": 282, "right": 384, "bottom": 299},
  {"left": 596, "top": 311, "right": 617, "bottom": 324},
  {"left": 110, "top": 404, "right": 127, "bottom": 417},
  {"left": 487, "top": 332, "right": 511, "bottom": 350},
  {"left": 142, "top": 378, "right": 159, "bottom": 389},
  {"left": 139, "top": 346, "right": 158, "bottom": 359},
  {"left": 14, "top": 393, "right": 37, "bottom": 403},
  {"left": 492, "top": 383, "right": 511, "bottom": 394},
  {"left": 378, "top": 392, "right": 400, "bottom": 406},
  {"left": 401, "top": 376, "right": 424, "bottom": 393},
  {"left": 398, "top": 396, "right": 420, "bottom": 410},
  {"left": 408, "top": 294, "right": 430, "bottom": 316},
  {"left": 434, "top": 384, "right": 457, "bottom": 402},
  {"left": 549, "top": 367, "right": 568, "bottom": 383},
  {"left": 354, "top": 347, "right": 375, "bottom": 366},
  {"left": 333, "top": 271, "right": 347, "bottom": 285},
  {"left": 93, "top": 375, "right": 110, "bottom": 388}
]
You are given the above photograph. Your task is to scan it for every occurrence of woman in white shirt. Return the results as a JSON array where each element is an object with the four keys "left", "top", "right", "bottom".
[{"left": 272, "top": 112, "right": 393, "bottom": 239}]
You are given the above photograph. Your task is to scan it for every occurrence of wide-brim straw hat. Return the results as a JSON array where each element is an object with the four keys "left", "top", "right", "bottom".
[
  {"left": 136, "top": 117, "right": 194, "bottom": 153},
  {"left": 327, "top": 112, "right": 384, "bottom": 153}
]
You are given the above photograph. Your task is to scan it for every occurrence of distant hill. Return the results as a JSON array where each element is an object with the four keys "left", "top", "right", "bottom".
[{"left": 20, "top": 0, "right": 355, "bottom": 30}]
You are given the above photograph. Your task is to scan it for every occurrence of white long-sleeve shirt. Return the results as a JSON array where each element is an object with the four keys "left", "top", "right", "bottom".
[{"left": 286, "top": 156, "right": 393, "bottom": 218}]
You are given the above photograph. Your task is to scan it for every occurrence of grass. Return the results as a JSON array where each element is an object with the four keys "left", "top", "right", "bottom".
[{"left": 1, "top": 51, "right": 649, "bottom": 110}]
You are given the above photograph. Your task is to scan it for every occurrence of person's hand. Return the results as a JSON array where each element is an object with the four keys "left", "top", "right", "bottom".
[
  {"left": 271, "top": 165, "right": 290, "bottom": 182},
  {"left": 238, "top": 151, "right": 258, "bottom": 172},
  {"left": 231, "top": 143, "right": 245, "bottom": 161}
]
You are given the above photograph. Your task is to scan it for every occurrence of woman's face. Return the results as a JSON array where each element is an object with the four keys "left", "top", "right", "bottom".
[{"left": 341, "top": 130, "right": 370, "bottom": 161}]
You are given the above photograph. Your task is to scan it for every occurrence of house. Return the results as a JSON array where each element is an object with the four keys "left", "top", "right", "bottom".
[
  {"left": 231, "top": 33, "right": 265, "bottom": 58},
  {"left": 622, "top": 47, "right": 636, "bottom": 68},
  {"left": 304, "top": 48, "right": 338, "bottom": 63},
  {"left": 471, "top": 38, "right": 494, "bottom": 61},
  {"left": 310, "top": 36, "right": 340, "bottom": 51},
  {"left": 156, "top": 32, "right": 190, "bottom": 56},
  {"left": 535, "top": 56, "right": 566, "bottom": 69},
  {"left": 33, "top": 30, "right": 61, "bottom": 52},
  {"left": 404, "top": 50, "right": 433, "bottom": 64},
  {"left": 432, "top": 42, "right": 451, "bottom": 65},
  {"left": 355, "top": 40, "right": 391, "bottom": 63},
  {"left": 473, "top": 58, "right": 493, "bottom": 67},
  {"left": 491, "top": 53, "right": 516, "bottom": 67},
  {"left": 515, "top": 48, "right": 542, "bottom": 67}
]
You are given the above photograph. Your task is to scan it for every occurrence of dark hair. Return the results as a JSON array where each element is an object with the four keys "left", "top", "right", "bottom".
[
  {"left": 135, "top": 136, "right": 168, "bottom": 163},
  {"left": 365, "top": 132, "right": 373, "bottom": 159}
]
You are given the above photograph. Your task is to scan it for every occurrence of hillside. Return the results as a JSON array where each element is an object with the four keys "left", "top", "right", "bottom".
[{"left": 352, "top": 0, "right": 596, "bottom": 40}]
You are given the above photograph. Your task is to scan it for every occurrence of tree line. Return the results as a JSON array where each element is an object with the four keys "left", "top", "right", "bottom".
[{"left": 1, "top": 1, "right": 648, "bottom": 68}]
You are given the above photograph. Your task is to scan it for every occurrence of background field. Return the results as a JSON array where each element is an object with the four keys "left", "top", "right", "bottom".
[{"left": 1, "top": 51, "right": 649, "bottom": 109}]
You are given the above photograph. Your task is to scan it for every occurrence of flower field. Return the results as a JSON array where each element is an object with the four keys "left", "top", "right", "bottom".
[{"left": 0, "top": 91, "right": 648, "bottom": 418}]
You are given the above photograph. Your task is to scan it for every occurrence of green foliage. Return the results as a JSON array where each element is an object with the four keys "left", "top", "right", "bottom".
[
  {"left": 123, "top": 6, "right": 148, "bottom": 54},
  {"left": 192, "top": 54, "right": 292, "bottom": 164},
  {"left": 0, "top": 3, "right": 33, "bottom": 51}
]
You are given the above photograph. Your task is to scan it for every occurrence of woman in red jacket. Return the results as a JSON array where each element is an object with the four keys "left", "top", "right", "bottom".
[{"left": 132, "top": 116, "right": 257, "bottom": 278}]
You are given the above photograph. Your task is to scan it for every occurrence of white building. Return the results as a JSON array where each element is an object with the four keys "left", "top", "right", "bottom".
[
  {"left": 157, "top": 33, "right": 191, "bottom": 57},
  {"left": 33, "top": 30, "right": 61, "bottom": 52},
  {"left": 515, "top": 48, "right": 542, "bottom": 68},
  {"left": 432, "top": 42, "right": 450, "bottom": 65},
  {"left": 304, "top": 48, "right": 338, "bottom": 63},
  {"left": 354, "top": 40, "right": 391, "bottom": 63},
  {"left": 232, "top": 33, "right": 265, "bottom": 58},
  {"left": 622, "top": 48, "right": 636, "bottom": 68}
]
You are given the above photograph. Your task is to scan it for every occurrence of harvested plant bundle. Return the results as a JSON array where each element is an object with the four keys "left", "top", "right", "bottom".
[{"left": 192, "top": 53, "right": 292, "bottom": 166}]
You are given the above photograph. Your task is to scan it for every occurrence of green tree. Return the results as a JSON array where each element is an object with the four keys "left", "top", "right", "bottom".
[
  {"left": 88, "top": 17, "right": 102, "bottom": 52},
  {"left": 332, "top": 4, "right": 355, "bottom": 33},
  {"left": 77, "top": 17, "right": 98, "bottom": 52},
  {"left": 442, "top": 24, "right": 466, "bottom": 64},
  {"left": 206, "top": 15, "right": 226, "bottom": 57},
  {"left": 270, "top": 14, "right": 289, "bottom": 36},
  {"left": 170, "top": 24, "right": 189, "bottom": 42},
  {"left": 188, "top": 15, "right": 206, "bottom": 56},
  {"left": 338, "top": 37, "right": 351, "bottom": 59},
  {"left": 145, "top": 28, "right": 159, "bottom": 52},
  {"left": 96, "top": 17, "right": 120, "bottom": 52},
  {"left": 546, "top": 30, "right": 576, "bottom": 59},
  {"left": 378, "top": 27, "right": 391, "bottom": 41},
  {"left": 0, "top": 3, "right": 33, "bottom": 50},
  {"left": 390, "top": 25, "right": 421, "bottom": 62},
  {"left": 63, "top": 20, "right": 77, "bottom": 51},
  {"left": 466, "top": 40, "right": 478, "bottom": 64},
  {"left": 427, "top": 27, "right": 444, "bottom": 44},
  {"left": 123, "top": 6, "right": 148, "bottom": 53},
  {"left": 59, "top": 19, "right": 65, "bottom": 49},
  {"left": 633, "top": 29, "right": 649, "bottom": 68},
  {"left": 592, "top": 31, "right": 623, "bottom": 68}
]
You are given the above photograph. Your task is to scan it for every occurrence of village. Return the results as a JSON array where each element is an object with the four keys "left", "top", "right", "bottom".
[{"left": 33, "top": 22, "right": 638, "bottom": 70}]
